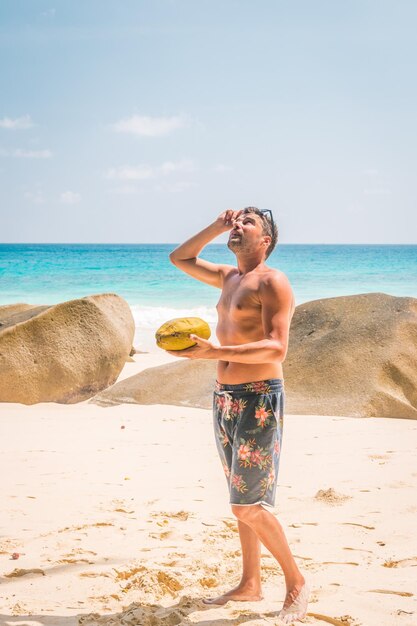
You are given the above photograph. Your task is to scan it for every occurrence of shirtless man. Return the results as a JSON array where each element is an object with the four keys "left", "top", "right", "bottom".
[{"left": 168, "top": 207, "right": 311, "bottom": 622}]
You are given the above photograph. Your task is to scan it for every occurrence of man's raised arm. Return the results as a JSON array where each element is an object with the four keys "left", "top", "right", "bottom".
[{"left": 169, "top": 209, "right": 241, "bottom": 288}]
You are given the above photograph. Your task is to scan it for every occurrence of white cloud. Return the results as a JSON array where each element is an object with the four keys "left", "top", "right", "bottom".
[
  {"left": 112, "top": 114, "right": 185, "bottom": 137},
  {"left": 13, "top": 148, "right": 52, "bottom": 159},
  {"left": 106, "top": 165, "right": 155, "bottom": 181},
  {"left": 60, "top": 191, "right": 81, "bottom": 204},
  {"left": 0, "top": 115, "right": 34, "bottom": 130},
  {"left": 0, "top": 148, "right": 52, "bottom": 158},
  {"left": 106, "top": 159, "right": 196, "bottom": 181},
  {"left": 159, "top": 159, "right": 196, "bottom": 174},
  {"left": 24, "top": 190, "right": 45, "bottom": 205},
  {"left": 214, "top": 163, "right": 233, "bottom": 173},
  {"left": 41, "top": 8, "right": 56, "bottom": 17}
]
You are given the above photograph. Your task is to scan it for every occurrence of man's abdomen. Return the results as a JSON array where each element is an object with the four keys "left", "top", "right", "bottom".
[{"left": 216, "top": 359, "right": 284, "bottom": 385}]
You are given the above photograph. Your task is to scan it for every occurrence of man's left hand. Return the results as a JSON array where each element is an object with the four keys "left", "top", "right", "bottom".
[{"left": 166, "top": 334, "right": 218, "bottom": 359}]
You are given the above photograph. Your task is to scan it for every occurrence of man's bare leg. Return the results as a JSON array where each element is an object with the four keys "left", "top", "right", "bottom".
[
  {"left": 203, "top": 519, "right": 263, "bottom": 605},
  {"left": 203, "top": 504, "right": 307, "bottom": 609},
  {"left": 230, "top": 504, "right": 309, "bottom": 617}
]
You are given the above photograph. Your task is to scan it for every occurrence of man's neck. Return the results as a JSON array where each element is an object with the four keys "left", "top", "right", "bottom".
[{"left": 235, "top": 253, "right": 266, "bottom": 275}]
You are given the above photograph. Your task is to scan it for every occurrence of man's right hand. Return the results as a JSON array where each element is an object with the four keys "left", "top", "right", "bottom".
[{"left": 214, "top": 209, "right": 243, "bottom": 233}]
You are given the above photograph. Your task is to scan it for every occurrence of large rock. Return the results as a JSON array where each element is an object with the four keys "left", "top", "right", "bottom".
[
  {"left": 91, "top": 359, "right": 216, "bottom": 409},
  {"left": 0, "top": 294, "right": 135, "bottom": 404},
  {"left": 90, "top": 293, "right": 417, "bottom": 419},
  {"left": 284, "top": 292, "right": 417, "bottom": 419}
]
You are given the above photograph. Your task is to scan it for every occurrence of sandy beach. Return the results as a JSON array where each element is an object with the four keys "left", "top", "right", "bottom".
[{"left": 0, "top": 351, "right": 416, "bottom": 626}]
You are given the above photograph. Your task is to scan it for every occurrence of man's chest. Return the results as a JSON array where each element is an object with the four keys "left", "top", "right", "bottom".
[{"left": 216, "top": 280, "right": 262, "bottom": 320}]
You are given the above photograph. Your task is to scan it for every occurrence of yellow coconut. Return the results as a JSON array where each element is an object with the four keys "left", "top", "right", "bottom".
[{"left": 155, "top": 317, "right": 211, "bottom": 351}]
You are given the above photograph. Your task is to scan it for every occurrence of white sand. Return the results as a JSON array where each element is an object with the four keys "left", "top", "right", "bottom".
[{"left": 0, "top": 352, "right": 416, "bottom": 626}]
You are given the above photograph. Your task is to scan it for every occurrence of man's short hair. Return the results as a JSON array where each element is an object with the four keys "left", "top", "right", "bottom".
[{"left": 242, "top": 207, "right": 278, "bottom": 259}]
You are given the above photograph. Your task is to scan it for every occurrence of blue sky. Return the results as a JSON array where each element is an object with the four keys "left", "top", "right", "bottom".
[{"left": 0, "top": 0, "right": 416, "bottom": 243}]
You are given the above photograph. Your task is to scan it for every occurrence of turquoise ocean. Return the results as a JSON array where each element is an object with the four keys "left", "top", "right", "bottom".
[{"left": 1, "top": 244, "right": 416, "bottom": 351}]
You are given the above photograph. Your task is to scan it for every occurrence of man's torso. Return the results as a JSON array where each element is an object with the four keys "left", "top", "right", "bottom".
[{"left": 215, "top": 266, "right": 295, "bottom": 384}]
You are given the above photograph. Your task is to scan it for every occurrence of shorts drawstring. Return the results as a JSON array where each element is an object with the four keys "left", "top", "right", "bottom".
[{"left": 216, "top": 389, "right": 233, "bottom": 420}]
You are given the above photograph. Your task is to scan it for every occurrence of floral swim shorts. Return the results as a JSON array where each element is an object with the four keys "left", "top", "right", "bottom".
[{"left": 213, "top": 378, "right": 284, "bottom": 508}]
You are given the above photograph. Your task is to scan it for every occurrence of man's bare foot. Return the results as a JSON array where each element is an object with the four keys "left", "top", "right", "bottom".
[
  {"left": 278, "top": 575, "right": 311, "bottom": 623},
  {"left": 203, "top": 583, "right": 263, "bottom": 606}
]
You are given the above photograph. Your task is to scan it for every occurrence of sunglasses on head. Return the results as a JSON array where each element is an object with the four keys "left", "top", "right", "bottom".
[{"left": 260, "top": 209, "right": 275, "bottom": 231}]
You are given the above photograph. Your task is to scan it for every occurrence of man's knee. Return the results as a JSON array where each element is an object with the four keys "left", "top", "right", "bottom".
[{"left": 231, "top": 504, "right": 263, "bottom": 523}]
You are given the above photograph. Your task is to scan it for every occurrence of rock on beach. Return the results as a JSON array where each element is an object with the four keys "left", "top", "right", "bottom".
[{"left": 0, "top": 293, "right": 135, "bottom": 404}]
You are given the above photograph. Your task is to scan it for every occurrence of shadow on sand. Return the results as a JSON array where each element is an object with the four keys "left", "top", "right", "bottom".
[{"left": 0, "top": 593, "right": 290, "bottom": 626}]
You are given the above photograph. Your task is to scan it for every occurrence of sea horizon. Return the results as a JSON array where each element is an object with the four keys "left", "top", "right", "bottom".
[{"left": 2, "top": 242, "right": 416, "bottom": 246}]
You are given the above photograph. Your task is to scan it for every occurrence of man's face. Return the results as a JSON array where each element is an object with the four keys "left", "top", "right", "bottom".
[{"left": 227, "top": 212, "right": 270, "bottom": 256}]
